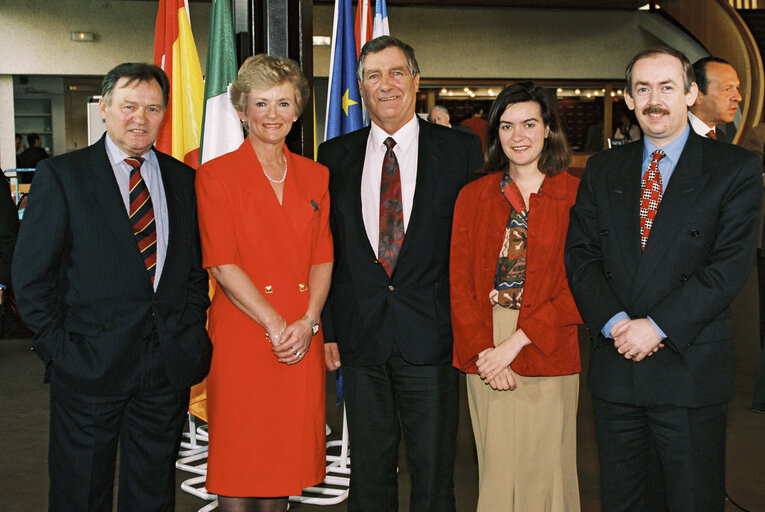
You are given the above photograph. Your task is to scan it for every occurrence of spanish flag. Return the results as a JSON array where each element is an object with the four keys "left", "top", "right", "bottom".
[{"left": 153, "top": 0, "right": 204, "bottom": 168}]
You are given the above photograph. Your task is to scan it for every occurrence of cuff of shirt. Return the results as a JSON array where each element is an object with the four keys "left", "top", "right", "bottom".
[
  {"left": 602, "top": 311, "right": 630, "bottom": 339},
  {"left": 646, "top": 316, "right": 667, "bottom": 340}
]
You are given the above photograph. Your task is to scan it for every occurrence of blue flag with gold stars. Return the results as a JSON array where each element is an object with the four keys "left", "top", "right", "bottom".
[{"left": 325, "top": 0, "right": 363, "bottom": 141}]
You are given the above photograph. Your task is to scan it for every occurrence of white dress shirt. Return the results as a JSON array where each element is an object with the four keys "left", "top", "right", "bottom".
[
  {"left": 688, "top": 111, "right": 716, "bottom": 138},
  {"left": 104, "top": 135, "right": 169, "bottom": 290},
  {"left": 361, "top": 115, "right": 420, "bottom": 256}
]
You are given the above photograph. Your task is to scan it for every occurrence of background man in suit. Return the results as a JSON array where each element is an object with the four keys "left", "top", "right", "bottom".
[
  {"left": 565, "top": 47, "right": 761, "bottom": 512},
  {"left": 688, "top": 56, "right": 742, "bottom": 142},
  {"left": 317, "top": 36, "right": 482, "bottom": 512},
  {"left": 12, "top": 62, "right": 211, "bottom": 511},
  {"left": 428, "top": 105, "right": 473, "bottom": 134}
]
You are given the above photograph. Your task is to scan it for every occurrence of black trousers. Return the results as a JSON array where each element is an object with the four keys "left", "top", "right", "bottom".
[
  {"left": 592, "top": 396, "right": 727, "bottom": 512},
  {"left": 48, "top": 337, "right": 189, "bottom": 512},
  {"left": 343, "top": 347, "right": 459, "bottom": 512}
]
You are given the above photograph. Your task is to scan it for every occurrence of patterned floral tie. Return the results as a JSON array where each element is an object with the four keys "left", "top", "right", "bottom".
[
  {"left": 639, "top": 150, "right": 666, "bottom": 250},
  {"left": 125, "top": 157, "right": 157, "bottom": 283},
  {"left": 378, "top": 137, "right": 404, "bottom": 276}
]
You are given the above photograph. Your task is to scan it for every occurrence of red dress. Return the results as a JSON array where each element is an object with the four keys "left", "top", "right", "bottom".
[{"left": 196, "top": 141, "right": 333, "bottom": 496}]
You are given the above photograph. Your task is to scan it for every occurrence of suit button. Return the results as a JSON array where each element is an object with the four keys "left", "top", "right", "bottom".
[
  {"left": 600, "top": 230, "right": 609, "bottom": 237},
  {"left": 152, "top": 299, "right": 158, "bottom": 306},
  {"left": 388, "top": 285, "right": 395, "bottom": 291},
  {"left": 679, "top": 274, "right": 688, "bottom": 282},
  {"left": 690, "top": 230, "right": 700, "bottom": 237},
  {"left": 605, "top": 271, "right": 613, "bottom": 280}
]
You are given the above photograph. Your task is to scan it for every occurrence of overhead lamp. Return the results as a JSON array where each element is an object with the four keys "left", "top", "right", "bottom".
[
  {"left": 448, "top": 91, "right": 454, "bottom": 96},
  {"left": 557, "top": 88, "right": 563, "bottom": 93},
  {"left": 441, "top": 88, "right": 448, "bottom": 94},
  {"left": 70, "top": 31, "right": 95, "bottom": 42},
  {"left": 610, "top": 91, "right": 616, "bottom": 97},
  {"left": 574, "top": 89, "right": 581, "bottom": 95}
]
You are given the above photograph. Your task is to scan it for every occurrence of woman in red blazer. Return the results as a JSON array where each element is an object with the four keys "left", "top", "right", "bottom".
[{"left": 450, "top": 83, "right": 582, "bottom": 511}]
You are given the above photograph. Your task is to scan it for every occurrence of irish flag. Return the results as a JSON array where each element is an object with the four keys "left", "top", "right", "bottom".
[
  {"left": 153, "top": 0, "right": 204, "bottom": 168},
  {"left": 200, "top": 0, "right": 243, "bottom": 165}
]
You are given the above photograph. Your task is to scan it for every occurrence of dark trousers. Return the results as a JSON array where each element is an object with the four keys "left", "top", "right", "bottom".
[
  {"left": 48, "top": 338, "right": 190, "bottom": 512},
  {"left": 591, "top": 396, "right": 727, "bottom": 512},
  {"left": 343, "top": 347, "right": 459, "bottom": 512}
]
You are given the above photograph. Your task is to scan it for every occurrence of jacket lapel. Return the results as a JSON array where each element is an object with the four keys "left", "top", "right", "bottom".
[
  {"left": 631, "top": 133, "right": 706, "bottom": 301},
  {"left": 340, "top": 127, "right": 377, "bottom": 260},
  {"left": 84, "top": 136, "right": 146, "bottom": 259},
  {"left": 608, "top": 141, "right": 643, "bottom": 279},
  {"left": 397, "top": 119, "right": 440, "bottom": 264}
]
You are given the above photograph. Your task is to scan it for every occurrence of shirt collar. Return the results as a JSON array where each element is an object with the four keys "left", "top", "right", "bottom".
[
  {"left": 104, "top": 133, "right": 155, "bottom": 168},
  {"left": 369, "top": 114, "right": 420, "bottom": 154},
  {"left": 642, "top": 124, "right": 690, "bottom": 166},
  {"left": 688, "top": 111, "right": 714, "bottom": 135}
]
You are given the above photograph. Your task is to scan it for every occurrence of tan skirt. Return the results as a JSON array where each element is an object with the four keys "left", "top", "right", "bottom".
[{"left": 466, "top": 305, "right": 580, "bottom": 512}]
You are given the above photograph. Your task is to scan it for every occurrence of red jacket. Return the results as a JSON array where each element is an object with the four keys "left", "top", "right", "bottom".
[{"left": 450, "top": 171, "right": 582, "bottom": 376}]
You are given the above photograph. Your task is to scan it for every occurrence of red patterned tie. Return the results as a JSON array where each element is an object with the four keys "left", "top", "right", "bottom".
[
  {"left": 125, "top": 157, "right": 157, "bottom": 283},
  {"left": 639, "top": 150, "right": 666, "bottom": 250},
  {"left": 378, "top": 137, "right": 404, "bottom": 276},
  {"left": 706, "top": 129, "right": 717, "bottom": 140}
]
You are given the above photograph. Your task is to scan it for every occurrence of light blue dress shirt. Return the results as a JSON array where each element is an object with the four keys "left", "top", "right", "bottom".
[
  {"left": 600, "top": 125, "right": 691, "bottom": 340},
  {"left": 104, "top": 135, "right": 168, "bottom": 291}
]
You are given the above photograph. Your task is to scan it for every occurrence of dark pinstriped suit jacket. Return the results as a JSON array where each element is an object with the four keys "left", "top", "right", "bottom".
[{"left": 12, "top": 135, "right": 211, "bottom": 393}]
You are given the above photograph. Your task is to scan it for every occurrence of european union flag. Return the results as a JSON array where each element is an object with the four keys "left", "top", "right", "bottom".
[{"left": 325, "top": 0, "right": 363, "bottom": 141}]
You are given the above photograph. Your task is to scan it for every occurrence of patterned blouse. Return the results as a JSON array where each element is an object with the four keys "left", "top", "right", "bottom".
[{"left": 490, "top": 173, "right": 536, "bottom": 309}]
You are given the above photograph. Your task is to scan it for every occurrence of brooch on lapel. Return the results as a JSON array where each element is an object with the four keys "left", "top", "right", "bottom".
[{"left": 311, "top": 199, "right": 319, "bottom": 211}]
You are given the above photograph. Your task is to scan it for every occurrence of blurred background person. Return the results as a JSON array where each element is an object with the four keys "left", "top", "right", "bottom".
[
  {"left": 14, "top": 134, "right": 25, "bottom": 165},
  {"left": 461, "top": 106, "right": 489, "bottom": 151},
  {"left": 613, "top": 113, "right": 641, "bottom": 143},
  {"left": 689, "top": 56, "right": 742, "bottom": 141},
  {"left": 196, "top": 54, "right": 333, "bottom": 512},
  {"left": 428, "top": 104, "right": 472, "bottom": 133},
  {"left": 451, "top": 83, "right": 582, "bottom": 512}
]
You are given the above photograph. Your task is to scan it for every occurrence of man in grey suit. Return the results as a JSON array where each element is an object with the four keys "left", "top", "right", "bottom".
[
  {"left": 318, "top": 36, "right": 482, "bottom": 512},
  {"left": 13, "top": 63, "right": 211, "bottom": 511},
  {"left": 566, "top": 47, "right": 761, "bottom": 512}
]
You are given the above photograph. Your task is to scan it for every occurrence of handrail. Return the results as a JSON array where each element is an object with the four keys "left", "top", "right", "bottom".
[{"left": 658, "top": 0, "right": 764, "bottom": 143}]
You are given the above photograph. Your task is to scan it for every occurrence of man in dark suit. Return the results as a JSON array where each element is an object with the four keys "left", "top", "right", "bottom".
[
  {"left": 12, "top": 63, "right": 211, "bottom": 511},
  {"left": 565, "top": 47, "right": 762, "bottom": 512},
  {"left": 317, "top": 36, "right": 482, "bottom": 512},
  {"left": 688, "top": 56, "right": 741, "bottom": 142}
]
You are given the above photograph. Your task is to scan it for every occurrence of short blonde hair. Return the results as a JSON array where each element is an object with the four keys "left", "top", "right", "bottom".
[{"left": 230, "top": 54, "right": 310, "bottom": 115}]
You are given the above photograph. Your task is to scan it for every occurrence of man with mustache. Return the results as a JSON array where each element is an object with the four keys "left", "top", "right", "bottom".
[
  {"left": 565, "top": 47, "right": 761, "bottom": 511},
  {"left": 689, "top": 56, "right": 742, "bottom": 142}
]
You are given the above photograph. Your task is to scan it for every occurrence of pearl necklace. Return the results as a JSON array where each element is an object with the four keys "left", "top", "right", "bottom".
[{"left": 263, "top": 158, "right": 287, "bottom": 184}]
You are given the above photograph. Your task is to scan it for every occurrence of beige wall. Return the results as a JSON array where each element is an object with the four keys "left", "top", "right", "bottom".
[
  {"left": 313, "top": 6, "right": 662, "bottom": 79},
  {"left": 0, "top": 0, "right": 211, "bottom": 76},
  {"left": 1, "top": 1, "right": 687, "bottom": 165}
]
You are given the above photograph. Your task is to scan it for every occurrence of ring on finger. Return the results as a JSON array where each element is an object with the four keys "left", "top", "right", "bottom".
[{"left": 296, "top": 351, "right": 302, "bottom": 358}]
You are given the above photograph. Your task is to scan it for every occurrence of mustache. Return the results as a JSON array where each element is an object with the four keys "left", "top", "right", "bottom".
[{"left": 642, "top": 105, "right": 670, "bottom": 116}]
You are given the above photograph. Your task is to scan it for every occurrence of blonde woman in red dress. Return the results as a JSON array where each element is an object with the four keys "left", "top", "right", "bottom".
[{"left": 196, "top": 54, "right": 333, "bottom": 512}]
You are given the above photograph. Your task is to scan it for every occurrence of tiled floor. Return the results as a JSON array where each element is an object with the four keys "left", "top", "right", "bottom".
[{"left": 2, "top": 272, "right": 764, "bottom": 511}]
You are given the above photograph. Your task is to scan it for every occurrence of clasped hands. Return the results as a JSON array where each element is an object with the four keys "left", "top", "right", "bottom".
[
  {"left": 475, "top": 329, "right": 532, "bottom": 391},
  {"left": 266, "top": 317, "right": 312, "bottom": 365},
  {"left": 611, "top": 318, "right": 664, "bottom": 362}
]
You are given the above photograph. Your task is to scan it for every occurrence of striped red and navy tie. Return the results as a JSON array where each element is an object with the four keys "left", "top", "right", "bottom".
[{"left": 125, "top": 157, "right": 157, "bottom": 284}]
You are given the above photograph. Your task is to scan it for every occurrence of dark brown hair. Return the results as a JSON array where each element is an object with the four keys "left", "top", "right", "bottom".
[{"left": 482, "top": 82, "right": 570, "bottom": 176}]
